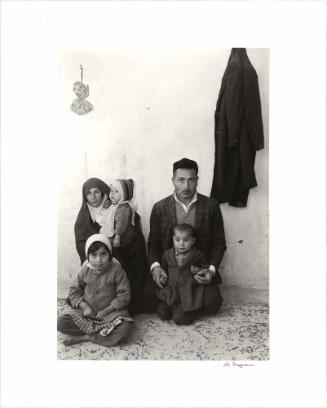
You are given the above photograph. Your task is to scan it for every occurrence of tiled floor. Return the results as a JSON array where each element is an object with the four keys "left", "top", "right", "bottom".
[{"left": 57, "top": 285, "right": 269, "bottom": 360}]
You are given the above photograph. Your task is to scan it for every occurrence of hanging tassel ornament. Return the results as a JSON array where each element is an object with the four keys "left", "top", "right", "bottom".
[{"left": 71, "top": 65, "right": 94, "bottom": 115}]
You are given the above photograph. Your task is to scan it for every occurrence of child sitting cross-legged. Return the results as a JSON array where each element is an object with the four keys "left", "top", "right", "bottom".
[
  {"left": 57, "top": 234, "right": 133, "bottom": 347},
  {"left": 156, "top": 223, "right": 209, "bottom": 326}
]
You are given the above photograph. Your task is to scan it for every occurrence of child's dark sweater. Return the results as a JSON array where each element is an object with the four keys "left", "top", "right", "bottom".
[{"left": 157, "top": 247, "right": 209, "bottom": 312}]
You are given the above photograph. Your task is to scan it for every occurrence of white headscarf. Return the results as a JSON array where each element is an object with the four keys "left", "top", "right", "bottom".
[
  {"left": 87, "top": 194, "right": 115, "bottom": 237},
  {"left": 85, "top": 233, "right": 112, "bottom": 257},
  {"left": 84, "top": 234, "right": 120, "bottom": 270},
  {"left": 105, "top": 180, "right": 136, "bottom": 235}
]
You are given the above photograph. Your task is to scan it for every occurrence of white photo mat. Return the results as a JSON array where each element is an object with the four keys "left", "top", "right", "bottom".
[{"left": 1, "top": 1, "right": 326, "bottom": 407}]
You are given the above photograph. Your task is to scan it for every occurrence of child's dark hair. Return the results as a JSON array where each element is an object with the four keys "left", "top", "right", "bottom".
[
  {"left": 174, "top": 223, "right": 196, "bottom": 238},
  {"left": 87, "top": 241, "right": 112, "bottom": 260}
]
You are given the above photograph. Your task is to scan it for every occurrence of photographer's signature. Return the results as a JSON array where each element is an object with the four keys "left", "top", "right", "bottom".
[{"left": 223, "top": 361, "right": 255, "bottom": 368}]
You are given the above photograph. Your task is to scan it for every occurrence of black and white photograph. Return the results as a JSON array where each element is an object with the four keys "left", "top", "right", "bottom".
[
  {"left": 1, "top": 1, "right": 326, "bottom": 407},
  {"left": 56, "top": 47, "right": 269, "bottom": 360}
]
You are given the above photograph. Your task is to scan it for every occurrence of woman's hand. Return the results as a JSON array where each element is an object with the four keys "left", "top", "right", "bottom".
[
  {"left": 102, "top": 194, "right": 111, "bottom": 209},
  {"left": 193, "top": 268, "right": 213, "bottom": 285}
]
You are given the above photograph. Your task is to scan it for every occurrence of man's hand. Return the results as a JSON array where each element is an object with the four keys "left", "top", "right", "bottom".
[
  {"left": 193, "top": 268, "right": 213, "bottom": 285},
  {"left": 152, "top": 266, "right": 168, "bottom": 289},
  {"left": 159, "top": 274, "right": 168, "bottom": 286}
]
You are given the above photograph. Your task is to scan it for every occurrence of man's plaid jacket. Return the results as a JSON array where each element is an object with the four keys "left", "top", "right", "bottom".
[{"left": 148, "top": 193, "right": 226, "bottom": 283}]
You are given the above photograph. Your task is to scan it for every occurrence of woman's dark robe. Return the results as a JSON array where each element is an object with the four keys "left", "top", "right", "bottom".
[{"left": 112, "top": 212, "right": 149, "bottom": 315}]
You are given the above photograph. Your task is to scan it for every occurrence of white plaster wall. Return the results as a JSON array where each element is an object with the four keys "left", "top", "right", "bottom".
[{"left": 57, "top": 48, "right": 269, "bottom": 297}]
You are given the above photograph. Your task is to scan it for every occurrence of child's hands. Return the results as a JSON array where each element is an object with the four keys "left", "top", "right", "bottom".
[
  {"left": 95, "top": 305, "right": 114, "bottom": 320},
  {"left": 80, "top": 303, "right": 94, "bottom": 318},
  {"left": 113, "top": 235, "right": 121, "bottom": 248},
  {"left": 96, "top": 309, "right": 108, "bottom": 320},
  {"left": 190, "top": 265, "right": 201, "bottom": 275}
]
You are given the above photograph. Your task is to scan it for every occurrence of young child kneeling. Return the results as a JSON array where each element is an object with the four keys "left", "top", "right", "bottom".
[
  {"left": 57, "top": 234, "right": 133, "bottom": 347},
  {"left": 156, "top": 223, "right": 209, "bottom": 325}
]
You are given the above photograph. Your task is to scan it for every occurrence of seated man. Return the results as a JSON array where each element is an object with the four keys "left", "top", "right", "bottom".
[{"left": 148, "top": 157, "right": 226, "bottom": 315}]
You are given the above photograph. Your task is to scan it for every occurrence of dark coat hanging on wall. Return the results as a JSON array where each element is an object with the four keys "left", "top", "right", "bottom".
[{"left": 210, "top": 48, "right": 264, "bottom": 207}]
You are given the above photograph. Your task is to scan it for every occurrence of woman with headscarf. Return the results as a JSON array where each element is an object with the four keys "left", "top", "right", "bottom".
[
  {"left": 74, "top": 177, "right": 149, "bottom": 315},
  {"left": 74, "top": 178, "right": 112, "bottom": 264}
]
